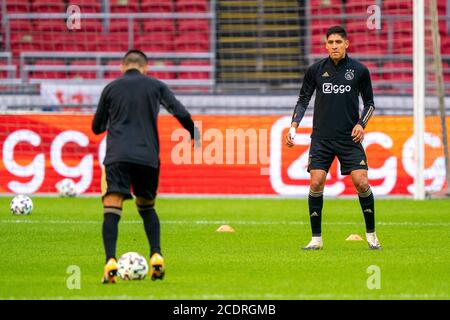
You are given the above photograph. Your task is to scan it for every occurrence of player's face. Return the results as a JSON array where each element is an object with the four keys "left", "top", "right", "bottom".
[{"left": 325, "top": 34, "right": 349, "bottom": 61}]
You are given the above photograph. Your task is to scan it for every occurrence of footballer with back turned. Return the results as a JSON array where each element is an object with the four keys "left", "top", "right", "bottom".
[
  {"left": 285, "top": 26, "right": 381, "bottom": 250},
  {"left": 92, "top": 49, "right": 199, "bottom": 283}
]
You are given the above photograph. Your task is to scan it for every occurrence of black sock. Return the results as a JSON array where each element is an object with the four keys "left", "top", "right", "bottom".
[
  {"left": 358, "top": 187, "right": 375, "bottom": 233},
  {"left": 102, "top": 207, "right": 121, "bottom": 263},
  {"left": 308, "top": 190, "right": 323, "bottom": 237},
  {"left": 138, "top": 205, "right": 161, "bottom": 257}
]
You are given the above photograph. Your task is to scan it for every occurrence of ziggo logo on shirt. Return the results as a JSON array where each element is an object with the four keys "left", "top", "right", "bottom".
[{"left": 322, "top": 83, "right": 351, "bottom": 94}]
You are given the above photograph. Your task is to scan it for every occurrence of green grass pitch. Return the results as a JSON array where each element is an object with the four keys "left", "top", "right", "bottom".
[{"left": 0, "top": 197, "right": 449, "bottom": 300}]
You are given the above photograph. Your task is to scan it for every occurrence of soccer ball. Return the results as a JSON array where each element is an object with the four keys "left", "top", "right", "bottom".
[
  {"left": 56, "top": 178, "right": 77, "bottom": 197},
  {"left": 10, "top": 195, "right": 33, "bottom": 216},
  {"left": 117, "top": 252, "right": 149, "bottom": 280}
]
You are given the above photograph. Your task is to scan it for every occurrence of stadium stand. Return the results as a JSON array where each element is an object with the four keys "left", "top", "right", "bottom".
[
  {"left": 308, "top": 0, "right": 449, "bottom": 95},
  {"left": 216, "top": 0, "right": 303, "bottom": 90},
  {"left": 0, "top": 0, "right": 449, "bottom": 97},
  {"left": 141, "top": 0, "right": 174, "bottom": 13},
  {"left": 1, "top": 0, "right": 214, "bottom": 93}
]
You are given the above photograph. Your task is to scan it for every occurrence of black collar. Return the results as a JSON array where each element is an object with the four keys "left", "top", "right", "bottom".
[
  {"left": 328, "top": 54, "right": 348, "bottom": 67},
  {"left": 124, "top": 69, "right": 142, "bottom": 76}
]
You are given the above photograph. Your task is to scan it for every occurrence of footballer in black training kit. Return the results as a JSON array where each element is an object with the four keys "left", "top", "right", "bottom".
[
  {"left": 92, "top": 49, "right": 199, "bottom": 284},
  {"left": 285, "top": 26, "right": 381, "bottom": 251}
]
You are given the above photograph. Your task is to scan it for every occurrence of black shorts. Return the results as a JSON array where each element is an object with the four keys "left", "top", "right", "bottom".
[
  {"left": 101, "top": 162, "right": 159, "bottom": 200},
  {"left": 307, "top": 139, "right": 368, "bottom": 175}
]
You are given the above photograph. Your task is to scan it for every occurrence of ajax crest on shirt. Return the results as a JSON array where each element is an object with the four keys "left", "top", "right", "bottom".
[{"left": 345, "top": 69, "right": 355, "bottom": 80}]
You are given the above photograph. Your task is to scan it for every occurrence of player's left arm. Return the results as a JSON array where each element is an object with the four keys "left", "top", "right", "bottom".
[{"left": 353, "top": 66, "right": 375, "bottom": 142}]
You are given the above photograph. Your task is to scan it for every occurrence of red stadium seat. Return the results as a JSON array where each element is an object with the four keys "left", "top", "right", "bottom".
[
  {"left": 34, "top": 59, "right": 66, "bottom": 65},
  {"left": 104, "top": 60, "right": 122, "bottom": 79},
  {"left": 392, "top": 35, "right": 412, "bottom": 54},
  {"left": 31, "top": 0, "right": 66, "bottom": 13},
  {"left": 343, "top": 0, "right": 369, "bottom": 14},
  {"left": 6, "top": 0, "right": 30, "bottom": 13},
  {"left": 310, "top": 20, "right": 341, "bottom": 36},
  {"left": 10, "top": 33, "right": 43, "bottom": 55},
  {"left": 391, "top": 20, "right": 412, "bottom": 37},
  {"left": 311, "top": 34, "right": 325, "bottom": 46},
  {"left": 349, "top": 43, "right": 387, "bottom": 54},
  {"left": 96, "top": 34, "right": 129, "bottom": 52},
  {"left": 0, "top": 60, "right": 8, "bottom": 78},
  {"left": 29, "top": 72, "right": 69, "bottom": 79},
  {"left": 310, "top": 34, "right": 327, "bottom": 54},
  {"left": 359, "top": 61, "right": 382, "bottom": 81},
  {"left": 35, "top": 19, "right": 67, "bottom": 32},
  {"left": 427, "top": 63, "right": 450, "bottom": 82},
  {"left": 175, "top": 0, "right": 209, "bottom": 13},
  {"left": 110, "top": 0, "right": 139, "bottom": 13},
  {"left": 30, "top": 59, "right": 67, "bottom": 79},
  {"left": 310, "top": 0, "right": 342, "bottom": 7},
  {"left": 72, "top": 0, "right": 102, "bottom": 13},
  {"left": 310, "top": 0, "right": 342, "bottom": 15},
  {"left": 383, "top": 61, "right": 413, "bottom": 82},
  {"left": 70, "top": 60, "right": 97, "bottom": 79},
  {"left": 347, "top": 33, "right": 388, "bottom": 54},
  {"left": 148, "top": 60, "right": 176, "bottom": 80},
  {"left": 141, "top": 0, "right": 174, "bottom": 13},
  {"left": 142, "top": 20, "right": 176, "bottom": 33},
  {"left": 135, "top": 33, "right": 174, "bottom": 52},
  {"left": 437, "top": 0, "right": 447, "bottom": 15},
  {"left": 441, "top": 37, "right": 450, "bottom": 54},
  {"left": 53, "top": 34, "right": 88, "bottom": 51},
  {"left": 79, "top": 19, "right": 103, "bottom": 32},
  {"left": 174, "top": 33, "right": 209, "bottom": 52},
  {"left": 178, "top": 60, "right": 210, "bottom": 79},
  {"left": 382, "top": 0, "right": 412, "bottom": 15},
  {"left": 345, "top": 20, "right": 371, "bottom": 33},
  {"left": 109, "top": 19, "right": 141, "bottom": 33},
  {"left": 178, "top": 19, "right": 210, "bottom": 33},
  {"left": 8, "top": 20, "right": 33, "bottom": 32},
  {"left": 374, "top": 87, "right": 403, "bottom": 95},
  {"left": 61, "top": 32, "right": 99, "bottom": 51}
]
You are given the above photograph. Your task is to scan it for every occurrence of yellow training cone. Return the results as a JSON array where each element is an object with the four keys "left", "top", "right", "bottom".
[
  {"left": 216, "top": 225, "right": 235, "bottom": 233},
  {"left": 346, "top": 234, "right": 363, "bottom": 241}
]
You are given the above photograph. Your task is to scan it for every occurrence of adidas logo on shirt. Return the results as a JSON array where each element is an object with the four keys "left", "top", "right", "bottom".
[
  {"left": 322, "top": 71, "right": 330, "bottom": 77},
  {"left": 360, "top": 160, "right": 366, "bottom": 165}
]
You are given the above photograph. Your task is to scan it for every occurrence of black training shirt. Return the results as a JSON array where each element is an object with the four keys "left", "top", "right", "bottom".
[
  {"left": 292, "top": 54, "right": 375, "bottom": 140},
  {"left": 92, "top": 69, "right": 195, "bottom": 168}
]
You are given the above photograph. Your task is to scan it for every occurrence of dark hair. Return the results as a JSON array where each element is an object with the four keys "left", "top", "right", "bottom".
[
  {"left": 122, "top": 49, "right": 148, "bottom": 66},
  {"left": 326, "top": 26, "right": 347, "bottom": 39}
]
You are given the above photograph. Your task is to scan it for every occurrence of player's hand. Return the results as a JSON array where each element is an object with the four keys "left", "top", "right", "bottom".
[
  {"left": 193, "top": 138, "right": 201, "bottom": 149},
  {"left": 351, "top": 124, "right": 364, "bottom": 143},
  {"left": 285, "top": 127, "right": 296, "bottom": 148},
  {"left": 192, "top": 126, "right": 201, "bottom": 149}
]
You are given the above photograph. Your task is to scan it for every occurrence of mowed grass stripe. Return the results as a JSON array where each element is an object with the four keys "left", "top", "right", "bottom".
[
  {"left": 2, "top": 219, "right": 450, "bottom": 227},
  {"left": 0, "top": 197, "right": 449, "bottom": 299}
]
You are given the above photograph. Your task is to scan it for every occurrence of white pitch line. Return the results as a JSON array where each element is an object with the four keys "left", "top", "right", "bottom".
[{"left": 0, "top": 219, "right": 449, "bottom": 227}]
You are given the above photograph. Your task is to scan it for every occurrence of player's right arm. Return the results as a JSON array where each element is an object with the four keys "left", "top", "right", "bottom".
[
  {"left": 92, "top": 85, "right": 111, "bottom": 134},
  {"left": 160, "top": 82, "right": 200, "bottom": 146},
  {"left": 286, "top": 66, "right": 316, "bottom": 147}
]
